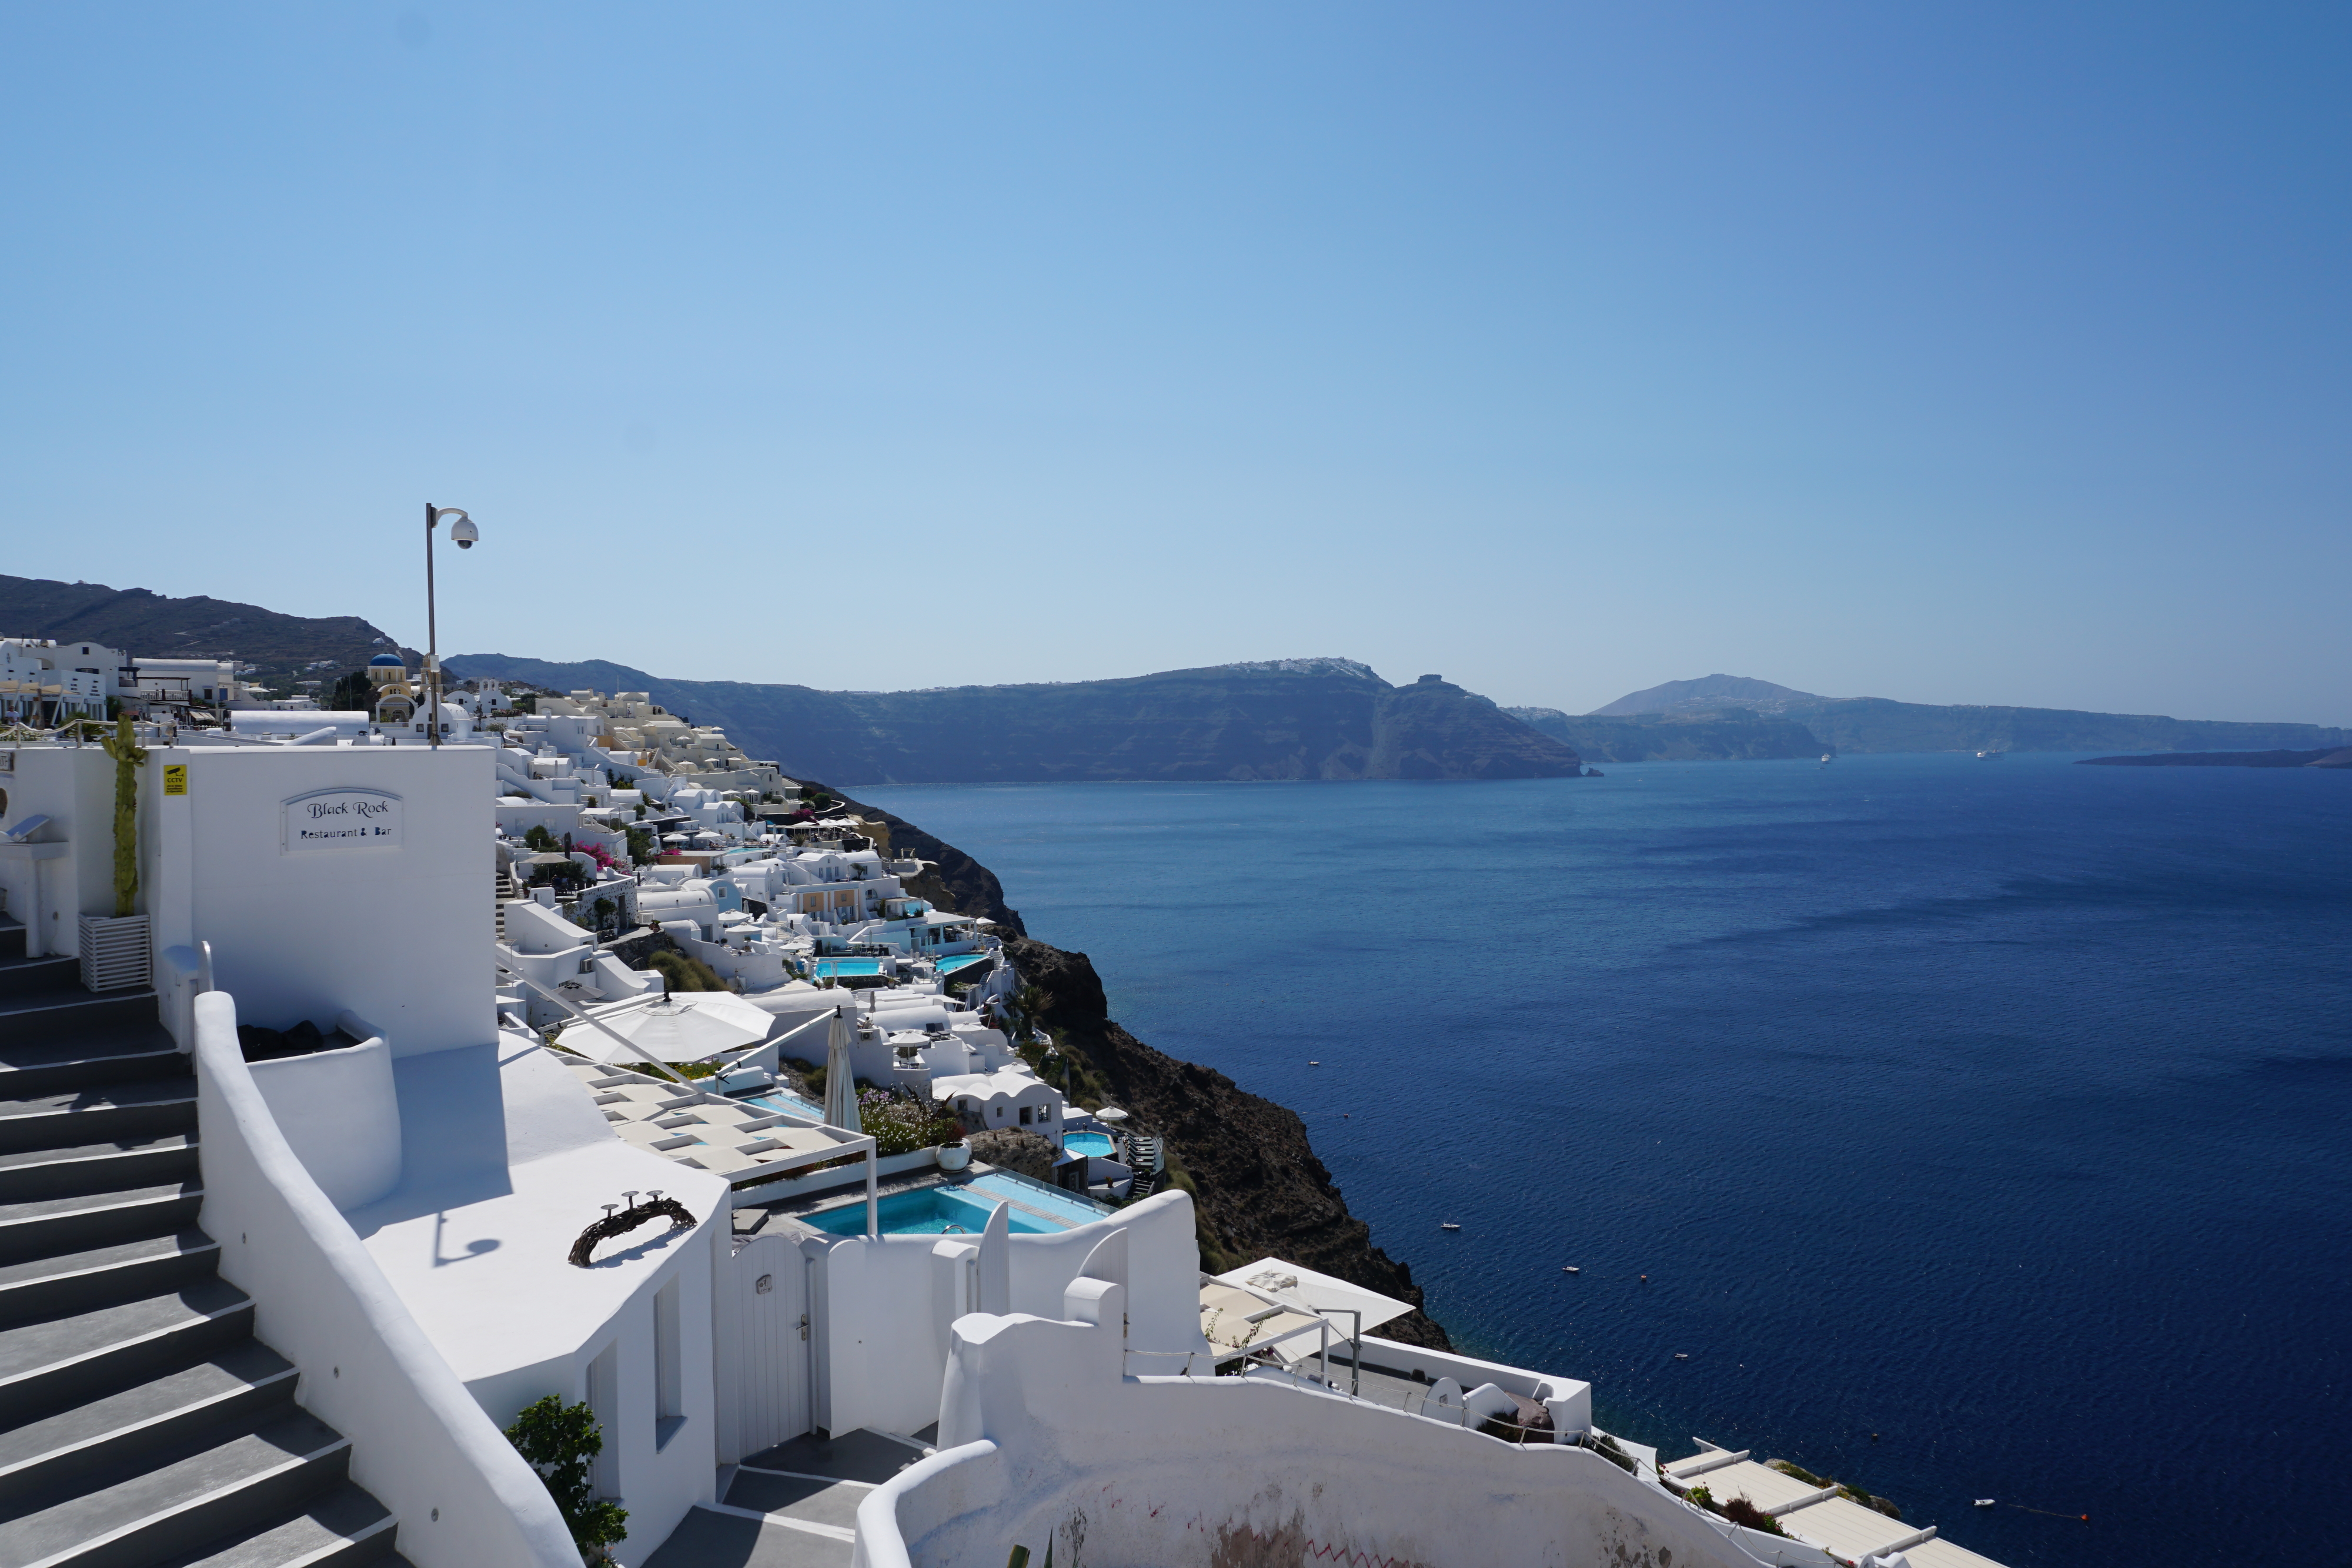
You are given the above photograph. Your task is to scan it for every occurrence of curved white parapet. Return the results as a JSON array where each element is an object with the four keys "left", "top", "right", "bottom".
[
  {"left": 245, "top": 1031, "right": 402, "bottom": 1212},
  {"left": 855, "top": 1295, "right": 1788, "bottom": 1568},
  {"left": 193, "top": 992, "right": 579, "bottom": 1568}
]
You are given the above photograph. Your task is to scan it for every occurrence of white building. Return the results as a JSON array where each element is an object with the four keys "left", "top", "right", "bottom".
[{"left": 0, "top": 636, "right": 129, "bottom": 724}]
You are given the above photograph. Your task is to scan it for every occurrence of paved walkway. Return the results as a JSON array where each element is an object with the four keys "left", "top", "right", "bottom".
[{"left": 643, "top": 1429, "right": 934, "bottom": 1568}]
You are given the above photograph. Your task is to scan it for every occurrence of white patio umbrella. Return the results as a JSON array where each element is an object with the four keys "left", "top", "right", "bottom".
[
  {"left": 560, "top": 992, "right": 771, "bottom": 1064},
  {"left": 822, "top": 1007, "right": 861, "bottom": 1134}
]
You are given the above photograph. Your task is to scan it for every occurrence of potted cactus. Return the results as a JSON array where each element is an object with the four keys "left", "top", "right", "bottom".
[{"left": 78, "top": 717, "right": 151, "bottom": 991}]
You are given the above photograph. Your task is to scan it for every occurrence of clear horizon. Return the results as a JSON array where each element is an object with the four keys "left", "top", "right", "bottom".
[{"left": 4, "top": 5, "right": 2346, "bottom": 726}]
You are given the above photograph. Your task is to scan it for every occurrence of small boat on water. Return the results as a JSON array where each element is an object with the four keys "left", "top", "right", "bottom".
[
  {"left": 1977, "top": 749, "right": 2006, "bottom": 760},
  {"left": 1562, "top": 1265, "right": 1579, "bottom": 1273},
  {"left": 1820, "top": 753, "right": 1833, "bottom": 764},
  {"left": 1674, "top": 1353, "right": 1689, "bottom": 1360},
  {"left": 1308, "top": 1059, "right": 1319, "bottom": 1066},
  {"left": 1975, "top": 1499, "right": 1996, "bottom": 1509},
  {"left": 1440, "top": 1222, "right": 1461, "bottom": 1232}
]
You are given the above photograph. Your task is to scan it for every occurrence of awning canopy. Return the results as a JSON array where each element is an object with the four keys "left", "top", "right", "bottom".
[
  {"left": 1213, "top": 1257, "right": 1416, "bottom": 1351},
  {"left": 559, "top": 992, "right": 772, "bottom": 1063}
]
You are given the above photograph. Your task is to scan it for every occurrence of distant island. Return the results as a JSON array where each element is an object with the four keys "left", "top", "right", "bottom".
[
  {"left": 1511, "top": 673, "right": 2351, "bottom": 763},
  {"left": 450, "top": 655, "right": 1585, "bottom": 784},
  {"left": 2079, "top": 748, "right": 2352, "bottom": 769}
]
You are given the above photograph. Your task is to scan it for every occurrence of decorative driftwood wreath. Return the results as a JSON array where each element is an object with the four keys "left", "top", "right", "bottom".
[{"left": 568, "top": 1193, "right": 698, "bottom": 1268}]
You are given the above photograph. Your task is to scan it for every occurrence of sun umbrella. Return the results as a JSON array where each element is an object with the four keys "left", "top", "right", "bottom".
[
  {"left": 823, "top": 1007, "right": 861, "bottom": 1134},
  {"left": 561, "top": 992, "right": 771, "bottom": 1064}
]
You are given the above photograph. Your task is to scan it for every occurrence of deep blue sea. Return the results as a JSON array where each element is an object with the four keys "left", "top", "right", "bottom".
[{"left": 861, "top": 755, "right": 2348, "bottom": 1568}]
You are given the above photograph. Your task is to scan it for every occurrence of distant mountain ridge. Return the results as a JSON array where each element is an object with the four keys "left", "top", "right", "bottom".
[
  {"left": 450, "top": 654, "right": 1584, "bottom": 784},
  {"left": 1535, "top": 673, "right": 2352, "bottom": 760},
  {"left": 0, "top": 573, "right": 416, "bottom": 685},
  {"left": 1589, "top": 673, "right": 1827, "bottom": 717}
]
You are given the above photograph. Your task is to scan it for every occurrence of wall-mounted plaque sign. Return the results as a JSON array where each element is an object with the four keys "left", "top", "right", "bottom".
[{"left": 282, "top": 787, "right": 403, "bottom": 852}]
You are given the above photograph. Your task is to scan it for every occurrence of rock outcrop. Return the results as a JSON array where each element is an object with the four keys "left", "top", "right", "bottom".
[
  {"left": 1000, "top": 935, "right": 1452, "bottom": 1350},
  {"left": 830, "top": 787, "right": 1451, "bottom": 1348}
]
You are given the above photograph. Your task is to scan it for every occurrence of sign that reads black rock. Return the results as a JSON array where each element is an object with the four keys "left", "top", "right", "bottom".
[{"left": 280, "top": 788, "right": 404, "bottom": 853}]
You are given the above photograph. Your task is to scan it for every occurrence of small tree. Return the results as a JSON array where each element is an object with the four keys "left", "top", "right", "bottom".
[
  {"left": 1011, "top": 983, "right": 1049, "bottom": 1044},
  {"left": 503, "top": 1395, "right": 627, "bottom": 1561}
]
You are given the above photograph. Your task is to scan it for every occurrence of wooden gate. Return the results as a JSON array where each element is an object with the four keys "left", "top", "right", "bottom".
[{"left": 714, "top": 1232, "right": 810, "bottom": 1462}]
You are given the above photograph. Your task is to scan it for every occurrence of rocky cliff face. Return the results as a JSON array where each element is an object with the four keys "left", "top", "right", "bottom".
[
  {"left": 1000, "top": 937, "right": 1453, "bottom": 1351},
  {"left": 834, "top": 787, "right": 1452, "bottom": 1350},
  {"left": 1509, "top": 706, "right": 1828, "bottom": 762},
  {"left": 450, "top": 653, "right": 1581, "bottom": 785}
]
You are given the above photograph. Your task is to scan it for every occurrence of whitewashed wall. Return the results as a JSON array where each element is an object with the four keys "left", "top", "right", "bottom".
[
  {"left": 806, "top": 1190, "right": 1201, "bottom": 1439},
  {"left": 0, "top": 744, "right": 116, "bottom": 956},
  {"left": 142, "top": 743, "right": 496, "bottom": 1055},
  {"left": 858, "top": 1305, "right": 1773, "bottom": 1568}
]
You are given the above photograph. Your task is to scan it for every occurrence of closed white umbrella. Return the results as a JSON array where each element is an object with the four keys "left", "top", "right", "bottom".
[
  {"left": 823, "top": 1007, "right": 861, "bottom": 1134},
  {"left": 561, "top": 992, "right": 770, "bottom": 1064}
]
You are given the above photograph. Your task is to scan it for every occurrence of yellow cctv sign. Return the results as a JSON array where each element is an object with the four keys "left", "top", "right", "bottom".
[{"left": 163, "top": 765, "right": 188, "bottom": 796}]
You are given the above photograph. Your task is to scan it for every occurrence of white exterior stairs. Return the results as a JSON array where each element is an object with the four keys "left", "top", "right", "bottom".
[{"left": 0, "top": 915, "right": 413, "bottom": 1568}]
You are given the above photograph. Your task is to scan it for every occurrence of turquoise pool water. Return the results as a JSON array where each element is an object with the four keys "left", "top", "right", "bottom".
[
  {"left": 936, "top": 952, "right": 988, "bottom": 974},
  {"left": 966, "top": 1170, "right": 1117, "bottom": 1225},
  {"left": 811, "top": 958, "right": 883, "bottom": 977},
  {"left": 801, "top": 1185, "right": 1059, "bottom": 1236},
  {"left": 798, "top": 1171, "right": 1115, "bottom": 1235},
  {"left": 744, "top": 1091, "right": 824, "bottom": 1121},
  {"left": 1062, "top": 1131, "right": 1114, "bottom": 1159}
]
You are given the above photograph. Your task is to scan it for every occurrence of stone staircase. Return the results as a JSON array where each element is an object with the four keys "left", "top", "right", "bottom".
[
  {"left": 494, "top": 870, "right": 523, "bottom": 944},
  {"left": 646, "top": 1428, "right": 932, "bottom": 1568},
  {"left": 0, "top": 915, "right": 412, "bottom": 1567}
]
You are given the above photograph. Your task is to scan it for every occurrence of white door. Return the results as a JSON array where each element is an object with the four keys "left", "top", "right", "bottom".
[{"left": 716, "top": 1233, "right": 811, "bottom": 1462}]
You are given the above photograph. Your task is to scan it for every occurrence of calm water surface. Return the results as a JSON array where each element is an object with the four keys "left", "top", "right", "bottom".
[{"left": 863, "top": 755, "right": 2349, "bottom": 1567}]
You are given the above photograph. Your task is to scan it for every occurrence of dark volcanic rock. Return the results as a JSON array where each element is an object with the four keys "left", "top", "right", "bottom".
[
  {"left": 447, "top": 654, "right": 1581, "bottom": 786},
  {"left": 1002, "top": 936, "right": 1452, "bottom": 1351},
  {"left": 967, "top": 1128, "right": 1056, "bottom": 1182}
]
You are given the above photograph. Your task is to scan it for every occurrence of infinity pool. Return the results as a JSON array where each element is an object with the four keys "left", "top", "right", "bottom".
[
  {"left": 936, "top": 952, "right": 988, "bottom": 975},
  {"left": 798, "top": 1171, "right": 1115, "bottom": 1236},
  {"left": 801, "top": 1185, "right": 1060, "bottom": 1236},
  {"left": 1061, "top": 1131, "right": 1115, "bottom": 1159},
  {"left": 811, "top": 958, "right": 884, "bottom": 978}
]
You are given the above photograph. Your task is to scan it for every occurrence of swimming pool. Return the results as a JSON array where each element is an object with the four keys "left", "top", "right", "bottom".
[
  {"left": 936, "top": 952, "right": 988, "bottom": 975},
  {"left": 965, "top": 1170, "right": 1117, "bottom": 1226},
  {"left": 800, "top": 1184, "right": 1061, "bottom": 1236},
  {"left": 797, "top": 1171, "right": 1115, "bottom": 1235},
  {"left": 811, "top": 958, "right": 883, "bottom": 977},
  {"left": 744, "top": 1091, "right": 825, "bottom": 1121},
  {"left": 1061, "top": 1131, "right": 1115, "bottom": 1159}
]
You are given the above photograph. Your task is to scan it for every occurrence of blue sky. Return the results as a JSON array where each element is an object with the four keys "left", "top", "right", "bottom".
[{"left": 4, "top": 4, "right": 2346, "bottom": 721}]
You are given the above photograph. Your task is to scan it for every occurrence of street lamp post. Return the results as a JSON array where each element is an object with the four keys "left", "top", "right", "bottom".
[{"left": 423, "top": 503, "right": 479, "bottom": 748}]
